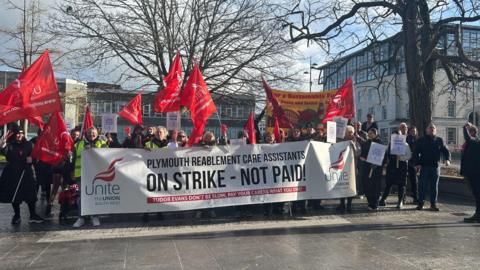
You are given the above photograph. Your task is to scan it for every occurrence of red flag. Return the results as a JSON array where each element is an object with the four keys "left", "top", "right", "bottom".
[
  {"left": 220, "top": 124, "right": 228, "bottom": 136},
  {"left": 28, "top": 116, "right": 44, "bottom": 129},
  {"left": 80, "top": 105, "right": 93, "bottom": 137},
  {"left": 262, "top": 77, "right": 293, "bottom": 129},
  {"left": 322, "top": 78, "right": 355, "bottom": 123},
  {"left": 244, "top": 112, "right": 256, "bottom": 144},
  {"left": 274, "top": 118, "right": 281, "bottom": 143},
  {"left": 181, "top": 63, "right": 217, "bottom": 147},
  {"left": 0, "top": 51, "right": 62, "bottom": 125},
  {"left": 32, "top": 112, "right": 73, "bottom": 165},
  {"left": 118, "top": 93, "right": 143, "bottom": 126},
  {"left": 154, "top": 52, "right": 182, "bottom": 112}
]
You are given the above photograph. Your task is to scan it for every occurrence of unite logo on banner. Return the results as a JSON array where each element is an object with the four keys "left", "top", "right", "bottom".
[
  {"left": 325, "top": 147, "right": 350, "bottom": 187},
  {"left": 84, "top": 157, "right": 124, "bottom": 205}
]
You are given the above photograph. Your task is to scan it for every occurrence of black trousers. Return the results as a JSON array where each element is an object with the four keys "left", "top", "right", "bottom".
[
  {"left": 466, "top": 175, "right": 480, "bottom": 215},
  {"left": 407, "top": 165, "right": 418, "bottom": 200},
  {"left": 381, "top": 183, "right": 406, "bottom": 203}
]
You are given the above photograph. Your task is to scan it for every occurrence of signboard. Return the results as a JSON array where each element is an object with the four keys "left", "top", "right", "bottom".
[
  {"left": 81, "top": 141, "right": 356, "bottom": 215},
  {"left": 333, "top": 116, "right": 348, "bottom": 138},
  {"left": 166, "top": 111, "right": 181, "bottom": 131},
  {"left": 366, "top": 142, "right": 387, "bottom": 166},
  {"left": 327, "top": 121, "right": 337, "bottom": 143},
  {"left": 101, "top": 114, "right": 118, "bottom": 133},
  {"left": 390, "top": 134, "right": 407, "bottom": 156}
]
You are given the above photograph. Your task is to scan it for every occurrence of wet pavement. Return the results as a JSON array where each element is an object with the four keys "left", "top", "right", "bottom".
[{"left": 0, "top": 194, "right": 479, "bottom": 270}]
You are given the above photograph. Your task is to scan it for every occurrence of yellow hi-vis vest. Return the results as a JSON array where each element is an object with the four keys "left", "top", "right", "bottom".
[
  {"left": 145, "top": 140, "right": 166, "bottom": 149},
  {"left": 73, "top": 139, "right": 108, "bottom": 180}
]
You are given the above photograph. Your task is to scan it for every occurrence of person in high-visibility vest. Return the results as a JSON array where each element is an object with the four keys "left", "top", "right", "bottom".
[
  {"left": 143, "top": 126, "right": 168, "bottom": 222},
  {"left": 72, "top": 126, "right": 107, "bottom": 228}
]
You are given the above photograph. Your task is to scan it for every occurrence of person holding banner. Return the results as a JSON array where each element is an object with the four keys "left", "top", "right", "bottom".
[
  {"left": 379, "top": 131, "right": 412, "bottom": 209},
  {"left": 263, "top": 131, "right": 285, "bottom": 216},
  {"left": 337, "top": 125, "right": 362, "bottom": 213},
  {"left": 72, "top": 127, "right": 108, "bottom": 228},
  {"left": 195, "top": 131, "right": 219, "bottom": 219},
  {"left": 177, "top": 130, "right": 188, "bottom": 147},
  {"left": 413, "top": 123, "right": 450, "bottom": 211},
  {"left": 359, "top": 128, "right": 384, "bottom": 210},
  {"left": 0, "top": 127, "right": 44, "bottom": 224},
  {"left": 143, "top": 126, "right": 169, "bottom": 222},
  {"left": 288, "top": 128, "right": 308, "bottom": 215},
  {"left": 122, "top": 125, "right": 145, "bottom": 148}
]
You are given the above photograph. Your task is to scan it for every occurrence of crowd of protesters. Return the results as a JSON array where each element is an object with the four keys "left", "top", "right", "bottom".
[{"left": 1, "top": 112, "right": 479, "bottom": 228}]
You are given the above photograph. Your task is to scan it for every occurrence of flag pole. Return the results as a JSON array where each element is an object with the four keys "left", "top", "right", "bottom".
[{"left": 215, "top": 112, "right": 227, "bottom": 144}]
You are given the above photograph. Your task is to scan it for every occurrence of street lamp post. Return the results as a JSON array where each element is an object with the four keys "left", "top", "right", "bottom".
[{"left": 304, "top": 57, "right": 318, "bottom": 92}]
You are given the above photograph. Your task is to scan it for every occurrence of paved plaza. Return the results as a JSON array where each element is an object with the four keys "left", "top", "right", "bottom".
[{"left": 0, "top": 195, "right": 478, "bottom": 270}]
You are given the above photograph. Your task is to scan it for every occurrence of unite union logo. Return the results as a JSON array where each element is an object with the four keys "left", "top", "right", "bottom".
[{"left": 85, "top": 158, "right": 124, "bottom": 202}]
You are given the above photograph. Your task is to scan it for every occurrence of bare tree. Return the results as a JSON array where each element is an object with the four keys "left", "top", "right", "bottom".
[
  {"left": 0, "top": 0, "right": 59, "bottom": 69},
  {"left": 48, "top": 0, "right": 300, "bottom": 99},
  {"left": 282, "top": 0, "right": 480, "bottom": 134}
]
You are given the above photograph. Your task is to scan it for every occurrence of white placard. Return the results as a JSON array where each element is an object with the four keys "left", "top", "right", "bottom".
[
  {"left": 366, "top": 142, "right": 387, "bottom": 166},
  {"left": 229, "top": 138, "right": 246, "bottom": 145},
  {"left": 81, "top": 141, "right": 356, "bottom": 215},
  {"left": 327, "top": 121, "right": 337, "bottom": 143},
  {"left": 166, "top": 111, "right": 181, "bottom": 130},
  {"left": 101, "top": 114, "right": 118, "bottom": 133},
  {"left": 390, "top": 134, "right": 407, "bottom": 156},
  {"left": 333, "top": 116, "right": 348, "bottom": 138},
  {"left": 65, "top": 118, "right": 75, "bottom": 131}
]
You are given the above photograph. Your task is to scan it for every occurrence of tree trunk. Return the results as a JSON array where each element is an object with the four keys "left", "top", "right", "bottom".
[{"left": 403, "top": 1, "right": 434, "bottom": 136}]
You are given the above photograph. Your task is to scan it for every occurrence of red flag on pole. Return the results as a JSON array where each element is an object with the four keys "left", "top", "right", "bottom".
[
  {"left": 322, "top": 78, "right": 355, "bottom": 123},
  {"left": 32, "top": 112, "right": 73, "bottom": 165},
  {"left": 273, "top": 118, "right": 281, "bottom": 143},
  {"left": 180, "top": 63, "right": 217, "bottom": 146},
  {"left": 118, "top": 93, "right": 143, "bottom": 126},
  {"left": 154, "top": 52, "right": 183, "bottom": 112},
  {"left": 262, "top": 77, "right": 293, "bottom": 129},
  {"left": 80, "top": 105, "right": 93, "bottom": 137},
  {"left": 28, "top": 116, "right": 44, "bottom": 129},
  {"left": 244, "top": 112, "right": 256, "bottom": 144},
  {"left": 0, "top": 51, "right": 62, "bottom": 125}
]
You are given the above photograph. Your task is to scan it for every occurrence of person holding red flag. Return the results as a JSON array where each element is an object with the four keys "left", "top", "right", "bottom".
[
  {"left": 322, "top": 77, "right": 355, "bottom": 123},
  {"left": 154, "top": 51, "right": 183, "bottom": 113},
  {"left": 180, "top": 63, "right": 217, "bottom": 146},
  {"left": 0, "top": 125, "right": 44, "bottom": 224},
  {"left": 0, "top": 51, "right": 62, "bottom": 125},
  {"left": 118, "top": 93, "right": 143, "bottom": 126}
]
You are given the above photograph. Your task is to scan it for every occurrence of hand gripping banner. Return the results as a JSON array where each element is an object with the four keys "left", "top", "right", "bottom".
[{"left": 81, "top": 141, "right": 356, "bottom": 215}]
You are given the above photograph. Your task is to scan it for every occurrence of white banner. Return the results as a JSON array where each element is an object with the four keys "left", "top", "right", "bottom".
[
  {"left": 166, "top": 111, "right": 181, "bottom": 131},
  {"left": 333, "top": 116, "right": 348, "bottom": 139},
  {"left": 81, "top": 141, "right": 356, "bottom": 215},
  {"left": 390, "top": 134, "right": 406, "bottom": 156},
  {"left": 366, "top": 142, "right": 387, "bottom": 166},
  {"left": 327, "top": 121, "right": 337, "bottom": 143},
  {"left": 101, "top": 114, "right": 118, "bottom": 133}
]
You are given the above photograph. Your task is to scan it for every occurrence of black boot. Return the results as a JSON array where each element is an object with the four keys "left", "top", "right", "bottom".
[{"left": 464, "top": 213, "right": 480, "bottom": 223}]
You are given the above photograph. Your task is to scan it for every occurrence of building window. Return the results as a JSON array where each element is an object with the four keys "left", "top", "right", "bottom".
[
  {"left": 104, "top": 102, "right": 112, "bottom": 114},
  {"left": 382, "top": 106, "right": 387, "bottom": 120},
  {"left": 237, "top": 106, "right": 244, "bottom": 119},
  {"left": 225, "top": 106, "right": 233, "bottom": 118},
  {"left": 143, "top": 104, "right": 151, "bottom": 117},
  {"left": 446, "top": 127, "right": 457, "bottom": 145},
  {"left": 447, "top": 100, "right": 456, "bottom": 117},
  {"left": 115, "top": 101, "right": 126, "bottom": 113},
  {"left": 368, "top": 107, "right": 374, "bottom": 117},
  {"left": 357, "top": 109, "right": 363, "bottom": 122},
  {"left": 380, "top": 128, "right": 389, "bottom": 143},
  {"left": 90, "top": 103, "right": 99, "bottom": 115}
]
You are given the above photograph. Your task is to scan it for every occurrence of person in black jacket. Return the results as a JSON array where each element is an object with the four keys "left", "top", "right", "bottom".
[
  {"left": 461, "top": 123, "right": 480, "bottom": 223},
  {"left": 412, "top": 123, "right": 451, "bottom": 211},
  {"left": 361, "top": 114, "right": 378, "bottom": 133},
  {"left": 359, "top": 128, "right": 384, "bottom": 210},
  {"left": 406, "top": 126, "right": 419, "bottom": 203},
  {"left": 0, "top": 127, "right": 44, "bottom": 224}
]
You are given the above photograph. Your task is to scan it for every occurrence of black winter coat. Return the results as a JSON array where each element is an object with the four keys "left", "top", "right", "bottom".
[
  {"left": 0, "top": 139, "right": 37, "bottom": 203},
  {"left": 461, "top": 126, "right": 480, "bottom": 177}
]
